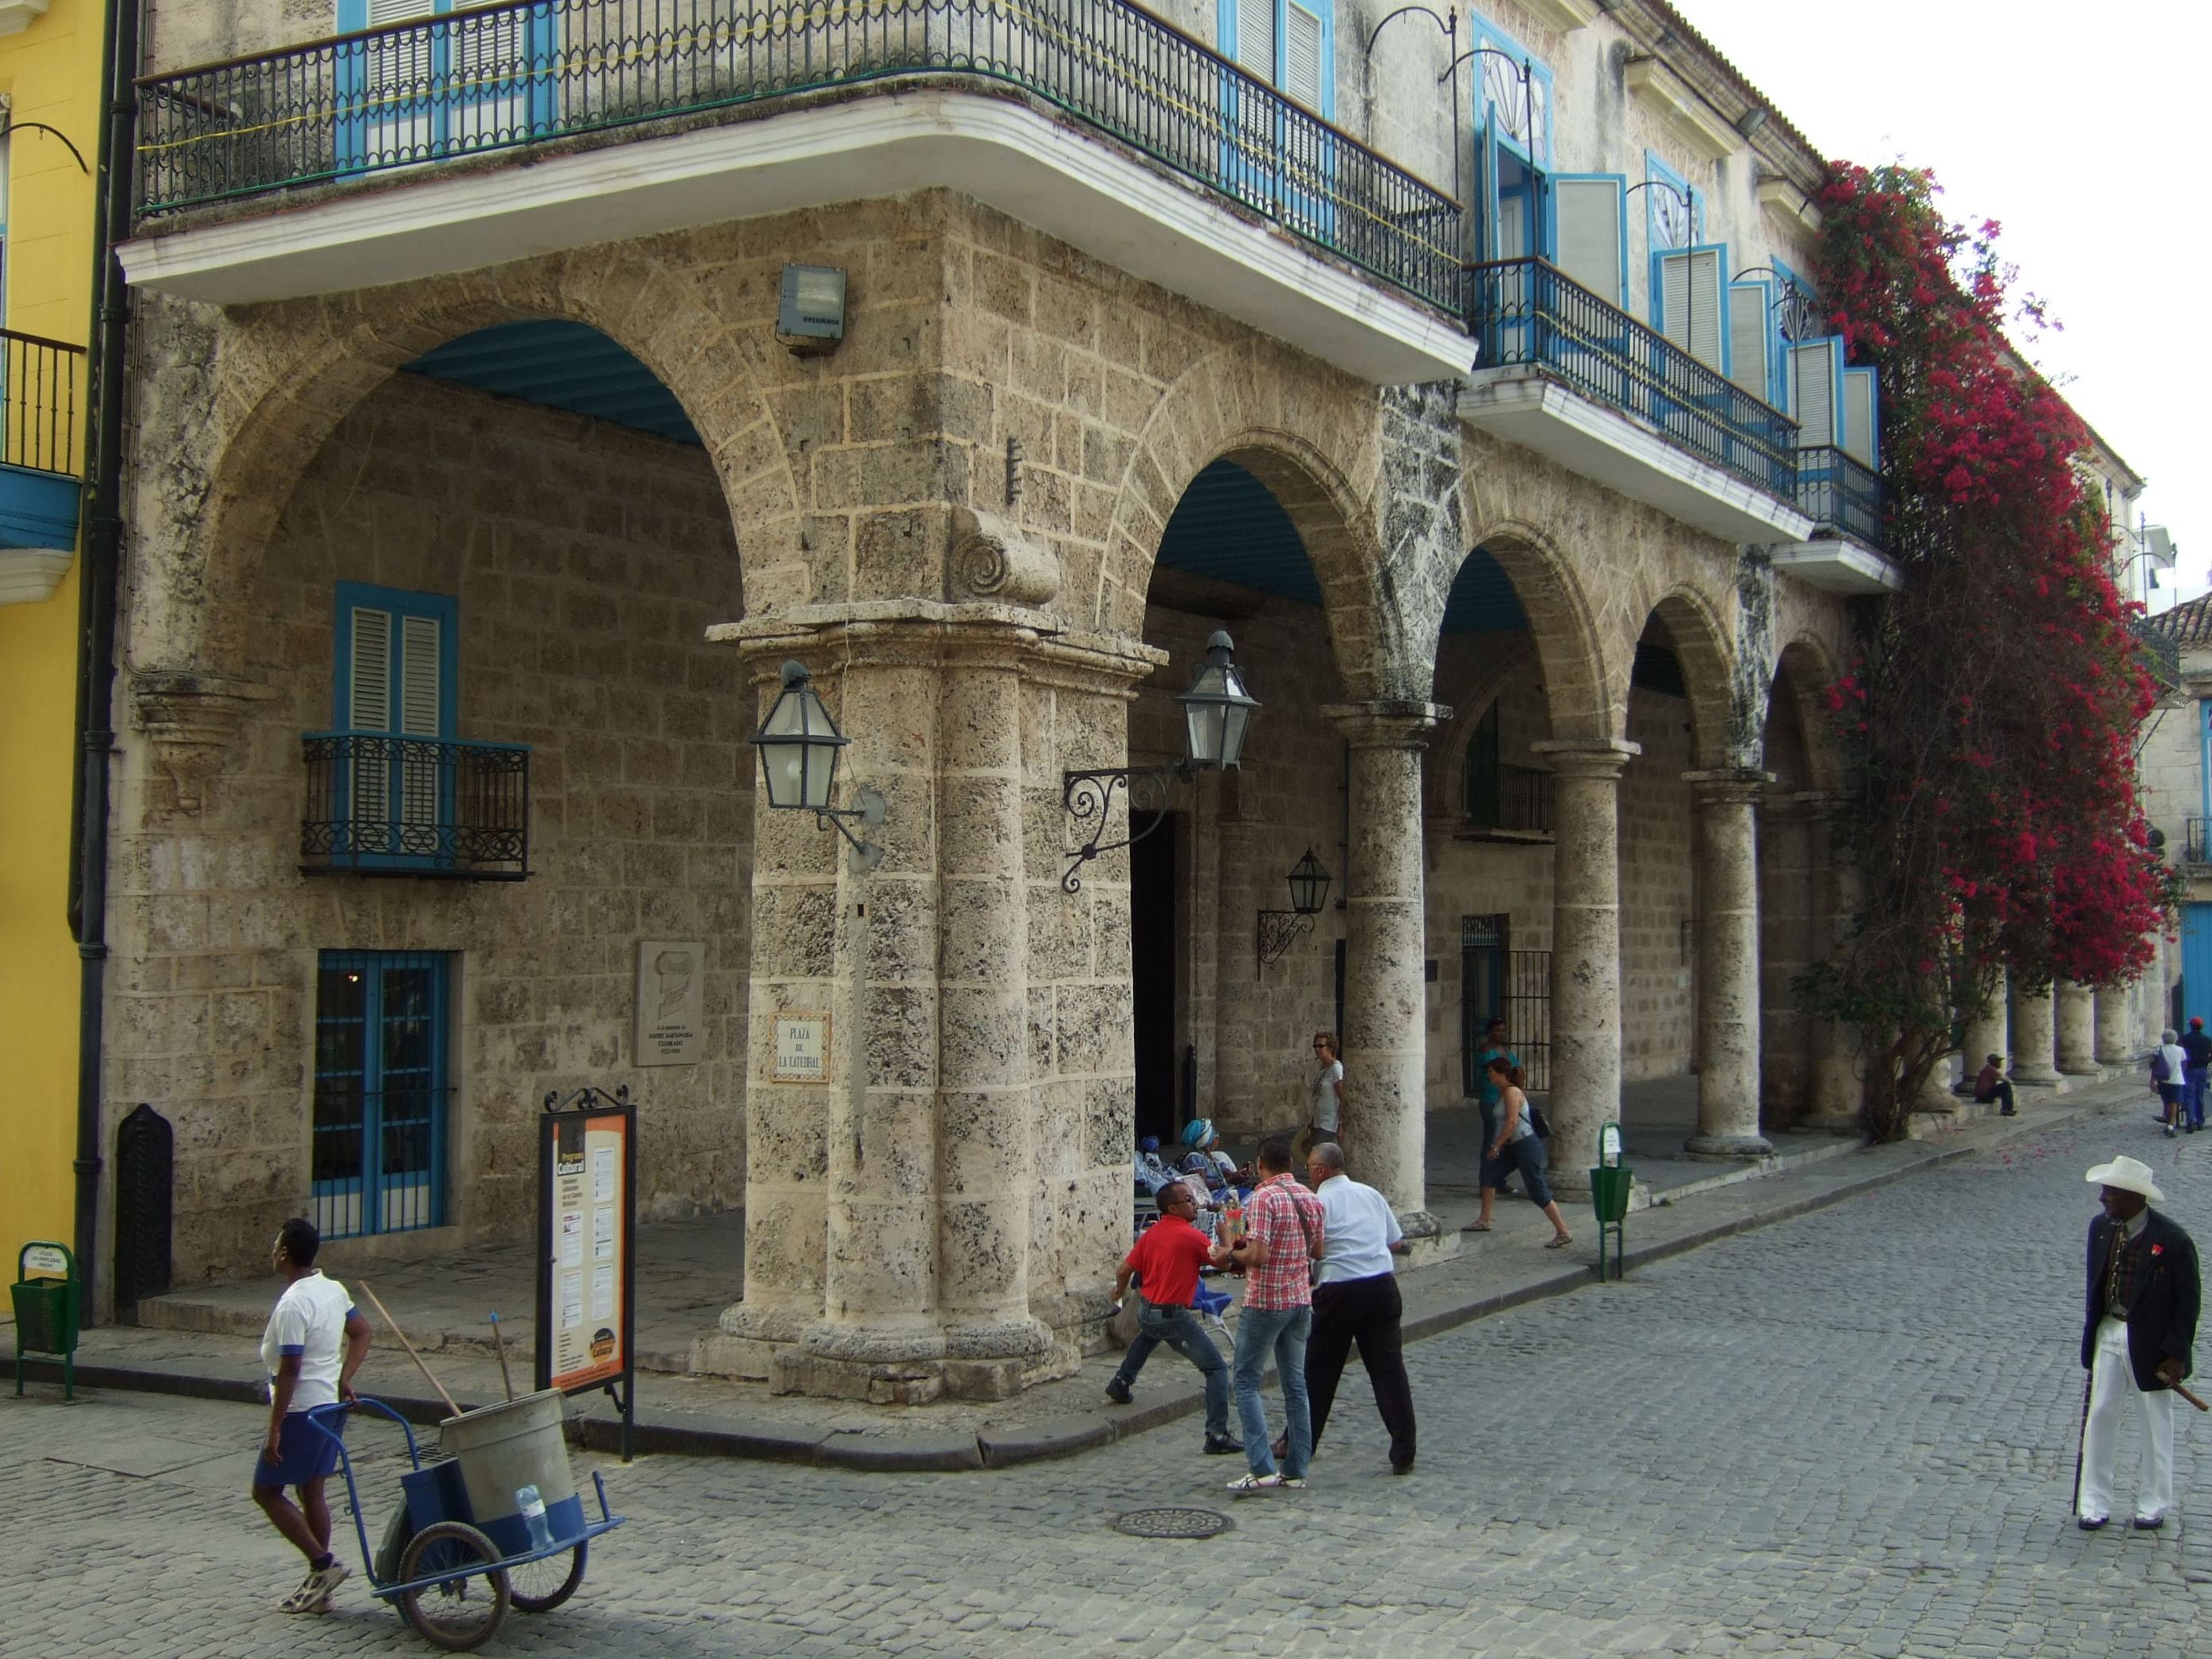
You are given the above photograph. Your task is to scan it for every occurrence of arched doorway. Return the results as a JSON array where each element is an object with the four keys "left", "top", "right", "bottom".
[{"left": 1136, "top": 454, "right": 1351, "bottom": 1144}]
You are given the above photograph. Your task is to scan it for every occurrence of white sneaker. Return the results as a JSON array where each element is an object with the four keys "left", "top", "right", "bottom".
[
  {"left": 284, "top": 1560, "right": 349, "bottom": 1613},
  {"left": 1226, "top": 1472, "right": 1283, "bottom": 1493}
]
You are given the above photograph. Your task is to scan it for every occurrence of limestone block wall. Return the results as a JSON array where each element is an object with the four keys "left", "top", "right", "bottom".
[
  {"left": 104, "top": 371, "right": 750, "bottom": 1284},
  {"left": 1618, "top": 683, "right": 1695, "bottom": 1081}
]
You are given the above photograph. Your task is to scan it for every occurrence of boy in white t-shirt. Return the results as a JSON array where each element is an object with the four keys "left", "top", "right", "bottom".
[{"left": 252, "top": 1218, "right": 372, "bottom": 1614}]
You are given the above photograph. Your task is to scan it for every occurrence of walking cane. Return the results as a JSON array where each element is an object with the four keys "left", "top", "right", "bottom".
[{"left": 2069, "top": 1372, "right": 2090, "bottom": 1518}]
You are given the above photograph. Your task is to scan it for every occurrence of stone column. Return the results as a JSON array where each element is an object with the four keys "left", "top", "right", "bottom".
[
  {"left": 1804, "top": 794, "right": 1865, "bottom": 1131},
  {"left": 2097, "top": 982, "right": 2139, "bottom": 1065},
  {"left": 1324, "top": 701, "right": 1448, "bottom": 1234},
  {"left": 1962, "top": 963, "right": 2009, "bottom": 1085},
  {"left": 2055, "top": 981, "right": 2100, "bottom": 1076},
  {"left": 2010, "top": 981, "right": 2062, "bottom": 1084},
  {"left": 1532, "top": 739, "right": 1640, "bottom": 1191},
  {"left": 1684, "top": 770, "right": 1773, "bottom": 1159}
]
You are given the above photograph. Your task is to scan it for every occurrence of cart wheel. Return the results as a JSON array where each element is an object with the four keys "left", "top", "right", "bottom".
[
  {"left": 508, "top": 1541, "right": 587, "bottom": 1613},
  {"left": 396, "top": 1521, "right": 511, "bottom": 1652}
]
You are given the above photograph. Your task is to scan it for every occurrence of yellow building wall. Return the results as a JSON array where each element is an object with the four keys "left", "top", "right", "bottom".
[{"left": 0, "top": 0, "right": 101, "bottom": 1257}]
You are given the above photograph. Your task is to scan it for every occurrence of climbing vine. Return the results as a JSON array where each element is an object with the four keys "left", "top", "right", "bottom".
[{"left": 1804, "top": 163, "right": 2176, "bottom": 1141}]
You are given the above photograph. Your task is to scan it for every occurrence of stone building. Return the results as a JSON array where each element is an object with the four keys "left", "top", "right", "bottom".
[
  {"left": 2140, "top": 596, "right": 2210, "bottom": 1038},
  {"left": 96, "top": 0, "right": 2140, "bottom": 1397}
]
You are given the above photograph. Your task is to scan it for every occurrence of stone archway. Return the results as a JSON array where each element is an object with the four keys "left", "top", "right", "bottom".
[
  {"left": 1757, "top": 636, "right": 1844, "bottom": 1127},
  {"left": 126, "top": 255, "right": 811, "bottom": 792},
  {"left": 1092, "top": 349, "right": 1392, "bottom": 695}
]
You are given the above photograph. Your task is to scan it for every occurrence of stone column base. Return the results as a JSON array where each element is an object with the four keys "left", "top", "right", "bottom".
[
  {"left": 1683, "top": 1133, "right": 1774, "bottom": 1161},
  {"left": 1394, "top": 1210, "right": 1461, "bottom": 1269},
  {"left": 2011, "top": 1065, "right": 2064, "bottom": 1085}
]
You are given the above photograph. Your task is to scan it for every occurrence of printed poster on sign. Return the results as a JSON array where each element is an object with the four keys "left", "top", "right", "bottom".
[{"left": 542, "top": 1108, "right": 629, "bottom": 1393}]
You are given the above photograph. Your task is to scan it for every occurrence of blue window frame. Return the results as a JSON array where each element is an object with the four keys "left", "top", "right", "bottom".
[
  {"left": 329, "top": 582, "right": 458, "bottom": 868},
  {"left": 313, "top": 950, "right": 452, "bottom": 1238},
  {"left": 2199, "top": 699, "right": 2211, "bottom": 823},
  {"left": 1465, "top": 9, "right": 1552, "bottom": 269},
  {"left": 1218, "top": 0, "right": 1338, "bottom": 233},
  {"left": 335, "top": 0, "right": 558, "bottom": 174}
]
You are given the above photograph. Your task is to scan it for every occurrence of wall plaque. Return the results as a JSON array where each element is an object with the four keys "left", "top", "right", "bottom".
[
  {"left": 772, "top": 1012, "right": 831, "bottom": 1082},
  {"left": 635, "top": 939, "right": 705, "bottom": 1065}
]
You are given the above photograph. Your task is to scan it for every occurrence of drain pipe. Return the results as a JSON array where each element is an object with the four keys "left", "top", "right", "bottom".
[{"left": 69, "top": 0, "right": 143, "bottom": 1320}]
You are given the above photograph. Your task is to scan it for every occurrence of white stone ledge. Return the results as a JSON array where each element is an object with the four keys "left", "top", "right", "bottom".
[
  {"left": 120, "top": 89, "right": 1471, "bottom": 388},
  {"left": 1457, "top": 368, "right": 1813, "bottom": 547},
  {"left": 1768, "top": 539, "right": 1905, "bottom": 594}
]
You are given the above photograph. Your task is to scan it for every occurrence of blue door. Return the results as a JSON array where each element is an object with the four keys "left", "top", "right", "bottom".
[
  {"left": 313, "top": 951, "right": 450, "bottom": 1237},
  {"left": 2184, "top": 905, "right": 2212, "bottom": 1030}
]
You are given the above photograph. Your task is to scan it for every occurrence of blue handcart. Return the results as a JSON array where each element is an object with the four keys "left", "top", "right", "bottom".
[{"left": 305, "top": 1395, "right": 624, "bottom": 1651}]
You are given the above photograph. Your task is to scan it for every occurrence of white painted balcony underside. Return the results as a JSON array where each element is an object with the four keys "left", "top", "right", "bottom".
[
  {"left": 1768, "top": 539, "right": 1904, "bottom": 594},
  {"left": 1457, "top": 368, "right": 1818, "bottom": 549},
  {"left": 116, "top": 89, "right": 1470, "bottom": 388}
]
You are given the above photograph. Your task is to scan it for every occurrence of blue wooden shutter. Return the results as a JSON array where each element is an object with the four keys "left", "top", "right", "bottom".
[
  {"left": 1551, "top": 175, "right": 1627, "bottom": 308},
  {"left": 1728, "top": 277, "right": 1775, "bottom": 402},
  {"left": 1789, "top": 338, "right": 1845, "bottom": 449},
  {"left": 1841, "top": 366, "right": 1881, "bottom": 469},
  {"left": 1658, "top": 243, "right": 1729, "bottom": 374}
]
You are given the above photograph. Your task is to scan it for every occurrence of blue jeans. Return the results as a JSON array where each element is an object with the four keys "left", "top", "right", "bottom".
[
  {"left": 2188, "top": 1065, "right": 2208, "bottom": 1130},
  {"left": 1112, "top": 1304, "right": 1230, "bottom": 1439},
  {"left": 1232, "top": 1304, "right": 1312, "bottom": 1479}
]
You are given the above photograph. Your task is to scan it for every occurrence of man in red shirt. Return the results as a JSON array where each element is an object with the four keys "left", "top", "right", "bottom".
[{"left": 1104, "top": 1181, "right": 1240, "bottom": 1454}]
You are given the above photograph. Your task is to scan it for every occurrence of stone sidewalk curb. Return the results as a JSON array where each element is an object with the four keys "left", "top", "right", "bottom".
[{"left": 14, "top": 1086, "right": 2132, "bottom": 1473}]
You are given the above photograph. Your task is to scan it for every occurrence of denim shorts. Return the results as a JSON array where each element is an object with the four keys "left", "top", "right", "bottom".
[
  {"left": 253, "top": 1406, "right": 344, "bottom": 1489},
  {"left": 1500, "top": 1136, "right": 1552, "bottom": 1207}
]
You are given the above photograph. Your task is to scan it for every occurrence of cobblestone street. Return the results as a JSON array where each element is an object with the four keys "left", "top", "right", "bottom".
[{"left": 8, "top": 1104, "right": 2210, "bottom": 1657}]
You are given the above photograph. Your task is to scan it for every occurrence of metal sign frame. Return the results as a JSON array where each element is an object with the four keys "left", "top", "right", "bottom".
[{"left": 535, "top": 1085, "right": 637, "bottom": 1461}]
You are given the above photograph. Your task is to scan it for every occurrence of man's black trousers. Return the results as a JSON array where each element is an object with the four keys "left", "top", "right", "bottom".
[{"left": 1305, "top": 1270, "right": 1416, "bottom": 1467}]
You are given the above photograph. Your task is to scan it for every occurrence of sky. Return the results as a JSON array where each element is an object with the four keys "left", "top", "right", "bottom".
[{"left": 1672, "top": 0, "right": 2206, "bottom": 611}]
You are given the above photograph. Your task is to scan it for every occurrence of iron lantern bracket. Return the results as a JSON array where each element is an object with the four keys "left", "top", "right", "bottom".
[{"left": 1058, "top": 763, "right": 1196, "bottom": 893}]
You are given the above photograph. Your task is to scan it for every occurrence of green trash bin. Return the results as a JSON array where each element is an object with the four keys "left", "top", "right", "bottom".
[
  {"left": 1589, "top": 1123, "right": 1631, "bottom": 1283},
  {"left": 14, "top": 1241, "right": 82, "bottom": 1400},
  {"left": 1590, "top": 1166, "right": 1634, "bottom": 1226}
]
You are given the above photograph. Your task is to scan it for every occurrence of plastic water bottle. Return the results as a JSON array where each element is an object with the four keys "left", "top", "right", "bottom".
[{"left": 517, "top": 1484, "right": 553, "bottom": 1551}]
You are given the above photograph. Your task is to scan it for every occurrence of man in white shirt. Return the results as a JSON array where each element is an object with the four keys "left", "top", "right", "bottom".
[
  {"left": 252, "top": 1218, "right": 372, "bottom": 1614},
  {"left": 1302, "top": 1142, "right": 1416, "bottom": 1473}
]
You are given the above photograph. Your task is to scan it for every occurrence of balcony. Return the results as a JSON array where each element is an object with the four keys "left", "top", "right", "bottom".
[
  {"left": 0, "top": 330, "right": 88, "bottom": 606},
  {"left": 124, "top": 0, "right": 1467, "bottom": 384},
  {"left": 2188, "top": 818, "right": 2212, "bottom": 870},
  {"left": 1768, "top": 443, "right": 1904, "bottom": 594},
  {"left": 1457, "top": 257, "right": 1814, "bottom": 547},
  {"left": 300, "top": 732, "right": 531, "bottom": 880}
]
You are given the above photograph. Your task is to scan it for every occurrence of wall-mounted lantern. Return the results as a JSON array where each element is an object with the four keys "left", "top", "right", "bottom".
[
  {"left": 749, "top": 660, "right": 884, "bottom": 870},
  {"left": 1061, "top": 630, "right": 1258, "bottom": 892},
  {"left": 776, "top": 264, "right": 847, "bottom": 357},
  {"left": 1256, "top": 849, "right": 1333, "bottom": 969}
]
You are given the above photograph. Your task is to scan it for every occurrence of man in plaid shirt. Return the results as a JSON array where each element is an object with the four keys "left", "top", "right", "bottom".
[{"left": 1218, "top": 1135, "right": 1326, "bottom": 1492}]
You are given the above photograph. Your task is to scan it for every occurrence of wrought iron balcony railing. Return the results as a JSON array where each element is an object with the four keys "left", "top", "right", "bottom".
[
  {"left": 133, "top": 0, "right": 1463, "bottom": 312},
  {"left": 2132, "top": 617, "right": 2183, "bottom": 696},
  {"left": 2187, "top": 817, "right": 2211, "bottom": 869},
  {"left": 1795, "top": 444, "right": 1888, "bottom": 552},
  {"left": 1467, "top": 256, "right": 1799, "bottom": 500},
  {"left": 301, "top": 731, "right": 531, "bottom": 879},
  {"left": 2, "top": 329, "right": 87, "bottom": 477}
]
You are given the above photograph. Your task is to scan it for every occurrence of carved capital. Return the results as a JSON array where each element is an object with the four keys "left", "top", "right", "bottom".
[{"left": 129, "top": 668, "right": 276, "bottom": 814}]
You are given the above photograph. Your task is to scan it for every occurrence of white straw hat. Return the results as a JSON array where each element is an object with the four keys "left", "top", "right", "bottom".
[{"left": 2085, "top": 1155, "right": 2165, "bottom": 1204}]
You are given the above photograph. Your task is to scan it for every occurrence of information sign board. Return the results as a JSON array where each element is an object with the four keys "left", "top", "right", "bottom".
[{"left": 536, "top": 1086, "right": 637, "bottom": 1457}]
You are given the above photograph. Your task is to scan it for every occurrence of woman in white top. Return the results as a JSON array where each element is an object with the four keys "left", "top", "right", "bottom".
[{"left": 1483, "top": 1056, "right": 1575, "bottom": 1248}]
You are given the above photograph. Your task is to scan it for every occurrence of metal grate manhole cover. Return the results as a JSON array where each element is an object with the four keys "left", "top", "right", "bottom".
[{"left": 1113, "top": 1506, "right": 1230, "bottom": 1539}]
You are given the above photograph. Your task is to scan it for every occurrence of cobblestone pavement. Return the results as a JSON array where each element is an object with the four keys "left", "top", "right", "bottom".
[{"left": 8, "top": 1105, "right": 2209, "bottom": 1657}]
